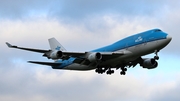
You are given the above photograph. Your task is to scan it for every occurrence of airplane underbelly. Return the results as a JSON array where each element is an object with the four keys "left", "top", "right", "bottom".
[{"left": 63, "top": 63, "right": 96, "bottom": 71}]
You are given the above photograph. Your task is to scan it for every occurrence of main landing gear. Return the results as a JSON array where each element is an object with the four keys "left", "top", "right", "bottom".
[
  {"left": 95, "top": 68, "right": 105, "bottom": 74},
  {"left": 95, "top": 67, "right": 114, "bottom": 75},
  {"left": 120, "top": 67, "right": 127, "bottom": 75},
  {"left": 106, "top": 68, "right": 114, "bottom": 75},
  {"left": 95, "top": 66, "right": 127, "bottom": 75}
]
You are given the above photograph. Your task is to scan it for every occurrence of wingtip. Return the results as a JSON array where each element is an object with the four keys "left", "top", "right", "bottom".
[
  {"left": 5, "top": 42, "right": 17, "bottom": 48},
  {"left": 6, "top": 42, "right": 12, "bottom": 47},
  {"left": 28, "top": 61, "right": 32, "bottom": 63},
  {"left": 28, "top": 61, "right": 36, "bottom": 63}
]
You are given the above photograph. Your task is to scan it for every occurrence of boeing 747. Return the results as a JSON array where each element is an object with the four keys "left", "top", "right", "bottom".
[{"left": 6, "top": 29, "right": 172, "bottom": 75}]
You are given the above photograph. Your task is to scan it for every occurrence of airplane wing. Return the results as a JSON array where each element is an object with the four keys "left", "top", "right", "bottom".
[
  {"left": 28, "top": 61, "right": 62, "bottom": 66},
  {"left": 6, "top": 42, "right": 132, "bottom": 63},
  {"left": 6, "top": 42, "right": 49, "bottom": 53},
  {"left": 100, "top": 52, "right": 126, "bottom": 60},
  {"left": 62, "top": 51, "right": 132, "bottom": 64}
]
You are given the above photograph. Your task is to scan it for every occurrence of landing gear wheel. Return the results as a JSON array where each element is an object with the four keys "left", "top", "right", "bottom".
[
  {"left": 154, "top": 56, "right": 159, "bottom": 60},
  {"left": 111, "top": 70, "right": 114, "bottom": 74},
  {"left": 95, "top": 69, "right": 98, "bottom": 73},
  {"left": 120, "top": 66, "right": 127, "bottom": 75},
  {"left": 106, "top": 71, "right": 111, "bottom": 75},
  {"left": 124, "top": 68, "right": 127, "bottom": 71},
  {"left": 106, "top": 69, "right": 114, "bottom": 75},
  {"left": 120, "top": 71, "right": 126, "bottom": 75},
  {"left": 95, "top": 68, "right": 105, "bottom": 74}
]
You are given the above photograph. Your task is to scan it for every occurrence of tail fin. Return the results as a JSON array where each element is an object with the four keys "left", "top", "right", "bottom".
[{"left": 48, "top": 38, "right": 66, "bottom": 51}]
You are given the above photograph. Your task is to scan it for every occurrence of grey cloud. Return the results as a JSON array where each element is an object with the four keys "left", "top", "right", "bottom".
[
  {"left": 0, "top": 0, "right": 170, "bottom": 20},
  {"left": 0, "top": 0, "right": 56, "bottom": 19},
  {"left": 56, "top": 0, "right": 162, "bottom": 18},
  {"left": 48, "top": 0, "right": 171, "bottom": 23}
]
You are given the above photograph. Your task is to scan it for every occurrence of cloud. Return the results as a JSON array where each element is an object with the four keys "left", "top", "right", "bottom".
[
  {"left": 55, "top": 0, "right": 165, "bottom": 19},
  {"left": 0, "top": 0, "right": 171, "bottom": 20},
  {"left": 148, "top": 74, "right": 180, "bottom": 101},
  {"left": 0, "top": 0, "right": 55, "bottom": 19},
  {"left": 1, "top": 61, "right": 180, "bottom": 101}
]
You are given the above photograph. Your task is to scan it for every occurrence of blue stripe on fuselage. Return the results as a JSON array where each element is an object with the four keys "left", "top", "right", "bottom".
[
  {"left": 91, "top": 29, "right": 168, "bottom": 52},
  {"left": 52, "top": 58, "right": 76, "bottom": 69}
]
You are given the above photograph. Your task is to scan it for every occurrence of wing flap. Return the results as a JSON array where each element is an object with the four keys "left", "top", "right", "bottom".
[
  {"left": 62, "top": 51, "right": 128, "bottom": 58},
  {"left": 70, "top": 51, "right": 131, "bottom": 64},
  {"left": 101, "top": 51, "right": 132, "bottom": 60}
]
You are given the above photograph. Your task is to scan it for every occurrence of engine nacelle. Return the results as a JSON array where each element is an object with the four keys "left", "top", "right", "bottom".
[
  {"left": 50, "top": 51, "right": 63, "bottom": 59},
  {"left": 142, "top": 58, "right": 158, "bottom": 69},
  {"left": 87, "top": 52, "right": 102, "bottom": 62}
]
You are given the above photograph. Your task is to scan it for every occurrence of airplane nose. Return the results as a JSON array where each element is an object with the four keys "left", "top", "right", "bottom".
[{"left": 166, "top": 35, "right": 172, "bottom": 42}]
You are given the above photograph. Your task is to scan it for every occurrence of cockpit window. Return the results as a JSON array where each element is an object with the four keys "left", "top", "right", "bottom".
[{"left": 154, "top": 29, "right": 161, "bottom": 32}]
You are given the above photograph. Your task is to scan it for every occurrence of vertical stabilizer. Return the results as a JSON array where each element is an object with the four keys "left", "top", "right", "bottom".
[{"left": 48, "top": 38, "right": 66, "bottom": 51}]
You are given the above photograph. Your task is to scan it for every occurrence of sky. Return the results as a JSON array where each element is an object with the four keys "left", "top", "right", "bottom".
[{"left": 0, "top": 0, "right": 180, "bottom": 101}]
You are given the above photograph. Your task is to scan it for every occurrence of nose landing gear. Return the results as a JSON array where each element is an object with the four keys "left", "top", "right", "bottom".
[{"left": 154, "top": 50, "right": 159, "bottom": 60}]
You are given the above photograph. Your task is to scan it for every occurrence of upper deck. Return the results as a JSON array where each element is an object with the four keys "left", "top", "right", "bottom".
[{"left": 92, "top": 29, "right": 168, "bottom": 52}]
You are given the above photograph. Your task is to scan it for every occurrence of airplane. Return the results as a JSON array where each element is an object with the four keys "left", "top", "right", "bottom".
[{"left": 6, "top": 29, "right": 172, "bottom": 75}]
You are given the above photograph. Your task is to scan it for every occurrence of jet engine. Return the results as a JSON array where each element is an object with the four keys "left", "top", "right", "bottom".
[
  {"left": 142, "top": 58, "right": 158, "bottom": 69},
  {"left": 50, "top": 51, "right": 63, "bottom": 59},
  {"left": 87, "top": 52, "right": 102, "bottom": 62}
]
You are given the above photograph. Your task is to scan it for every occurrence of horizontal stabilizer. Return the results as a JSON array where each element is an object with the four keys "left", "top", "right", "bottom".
[{"left": 28, "top": 61, "right": 62, "bottom": 66}]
